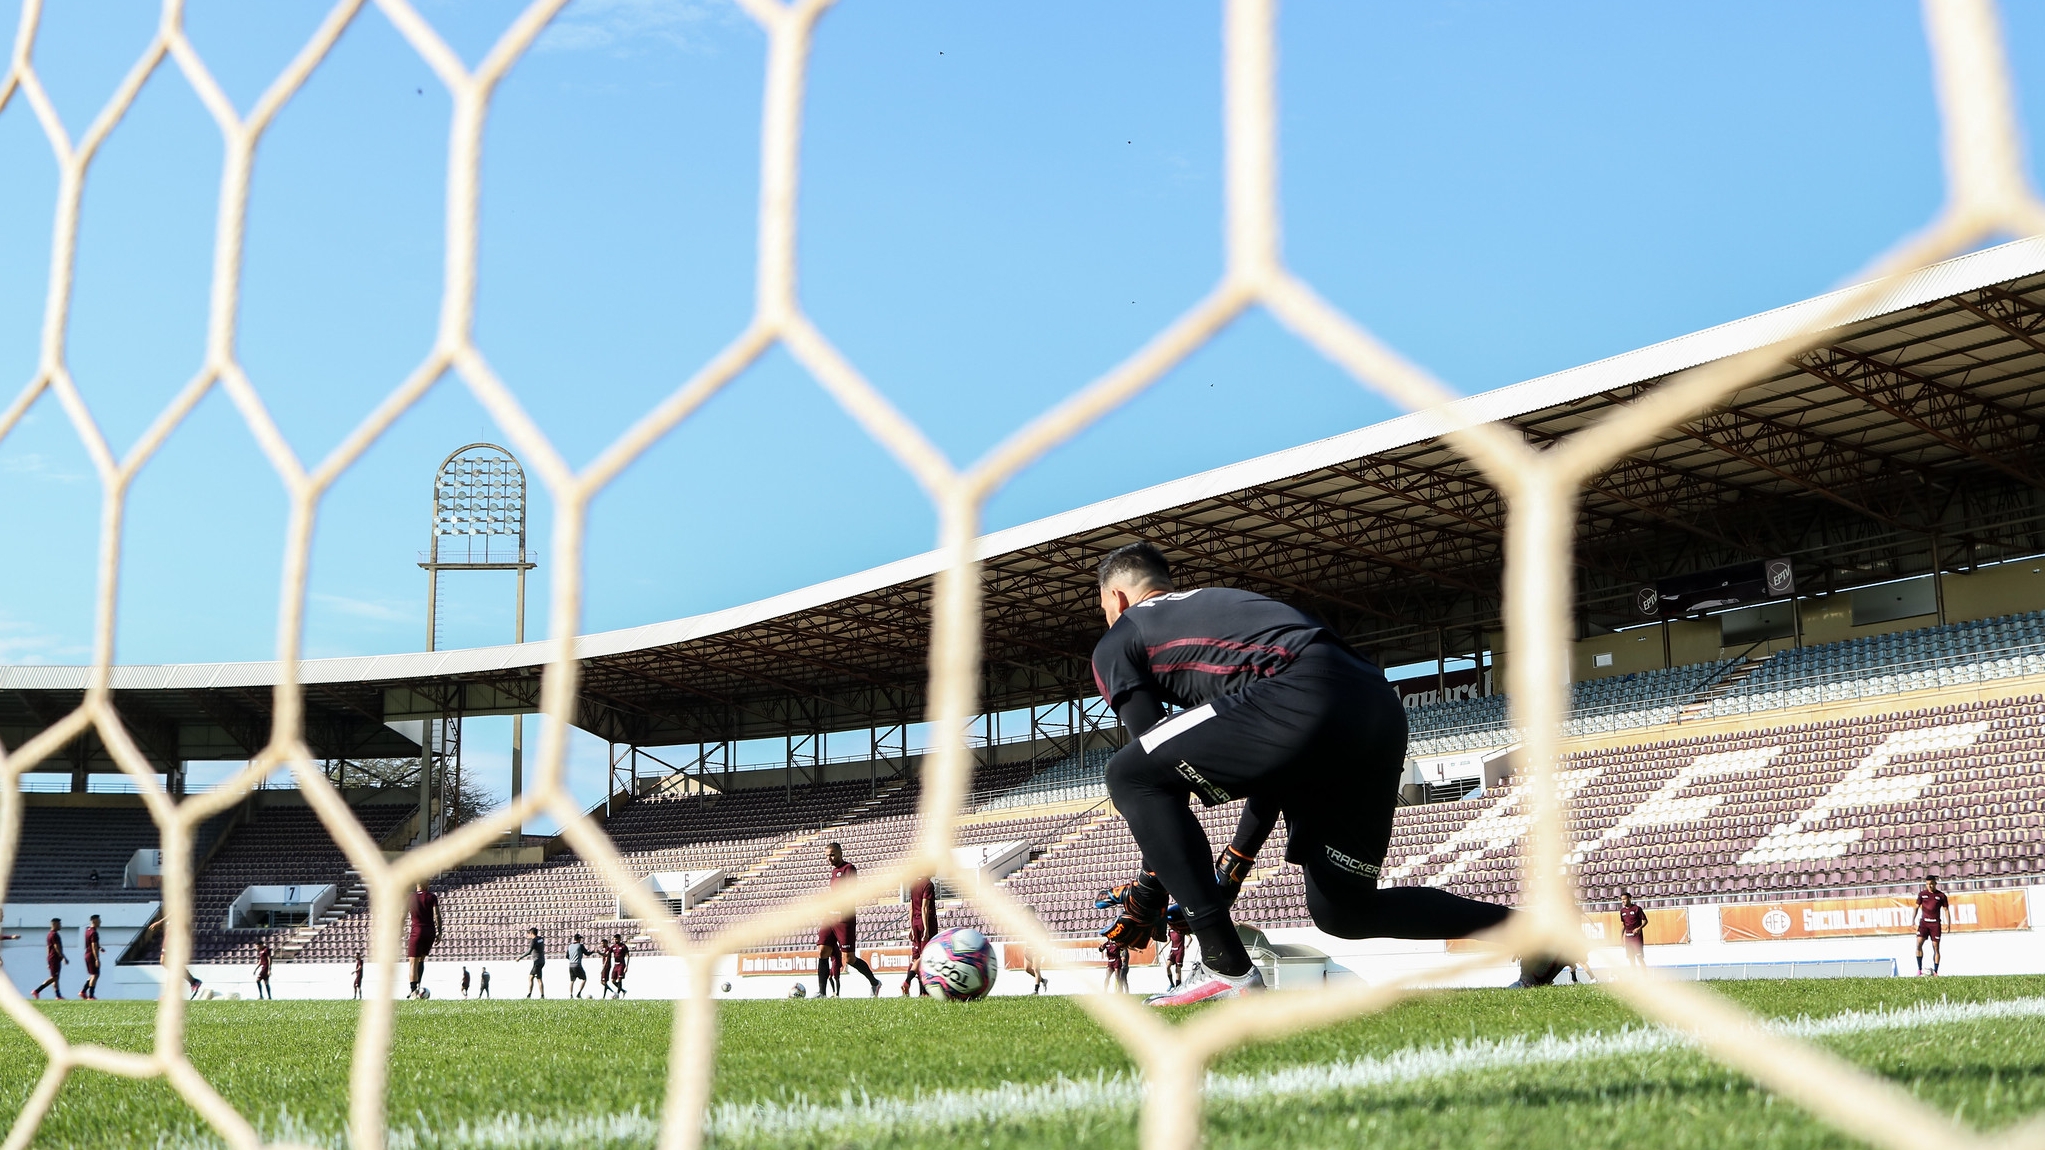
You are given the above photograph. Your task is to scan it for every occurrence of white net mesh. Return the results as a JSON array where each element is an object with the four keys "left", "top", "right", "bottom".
[{"left": 2, "top": 1, "right": 2043, "bottom": 1148}]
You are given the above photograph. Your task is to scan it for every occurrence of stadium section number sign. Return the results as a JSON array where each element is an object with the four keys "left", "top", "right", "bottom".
[{"left": 1721, "top": 890, "right": 2029, "bottom": 942}]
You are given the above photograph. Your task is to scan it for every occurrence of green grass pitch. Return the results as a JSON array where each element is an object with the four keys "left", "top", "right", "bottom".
[{"left": 6, "top": 977, "right": 2045, "bottom": 1148}]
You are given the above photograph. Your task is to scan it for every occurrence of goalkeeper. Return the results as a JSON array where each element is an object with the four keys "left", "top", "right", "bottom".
[{"left": 1089, "top": 542, "right": 1552, "bottom": 1005}]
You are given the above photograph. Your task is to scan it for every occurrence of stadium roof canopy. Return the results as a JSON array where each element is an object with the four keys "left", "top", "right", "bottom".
[{"left": 9, "top": 239, "right": 2045, "bottom": 773}]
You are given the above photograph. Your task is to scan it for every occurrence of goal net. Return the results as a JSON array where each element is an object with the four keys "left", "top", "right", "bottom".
[{"left": 0, "top": 1, "right": 2039, "bottom": 1148}]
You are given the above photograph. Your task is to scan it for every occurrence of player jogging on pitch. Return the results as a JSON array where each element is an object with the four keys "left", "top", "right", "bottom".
[
  {"left": 1090, "top": 543, "right": 1556, "bottom": 1005},
  {"left": 31, "top": 919, "right": 66, "bottom": 999},
  {"left": 1619, "top": 891, "right": 1648, "bottom": 969},
  {"left": 520, "top": 927, "right": 546, "bottom": 998},
  {"left": 902, "top": 872, "right": 938, "bottom": 996},
  {"left": 407, "top": 880, "right": 442, "bottom": 999},
  {"left": 817, "top": 843, "right": 882, "bottom": 998},
  {"left": 80, "top": 914, "right": 102, "bottom": 1000},
  {"left": 254, "top": 942, "right": 273, "bottom": 999},
  {"left": 1916, "top": 875, "right": 1951, "bottom": 975}
]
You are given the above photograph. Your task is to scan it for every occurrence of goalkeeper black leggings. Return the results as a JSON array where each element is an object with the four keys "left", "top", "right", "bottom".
[{"left": 1104, "top": 642, "right": 1510, "bottom": 958}]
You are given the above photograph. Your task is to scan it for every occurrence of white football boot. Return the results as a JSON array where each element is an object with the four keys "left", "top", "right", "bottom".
[{"left": 1144, "top": 960, "right": 1264, "bottom": 1006}]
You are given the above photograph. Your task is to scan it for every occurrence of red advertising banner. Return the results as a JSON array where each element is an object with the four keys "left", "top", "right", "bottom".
[{"left": 1721, "top": 889, "right": 2030, "bottom": 942}]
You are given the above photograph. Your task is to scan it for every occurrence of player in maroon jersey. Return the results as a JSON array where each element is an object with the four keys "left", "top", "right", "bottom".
[
  {"left": 1100, "top": 937, "right": 1130, "bottom": 991},
  {"left": 31, "top": 919, "right": 66, "bottom": 999},
  {"left": 80, "top": 915, "right": 102, "bottom": 1000},
  {"left": 1915, "top": 875, "right": 1951, "bottom": 976},
  {"left": 815, "top": 843, "right": 881, "bottom": 997},
  {"left": 407, "top": 880, "right": 442, "bottom": 1000},
  {"left": 1618, "top": 891, "right": 1648, "bottom": 969},
  {"left": 901, "top": 872, "right": 938, "bottom": 996},
  {"left": 1164, "top": 908, "right": 1188, "bottom": 991},
  {"left": 609, "top": 933, "right": 630, "bottom": 997},
  {"left": 254, "top": 942, "right": 273, "bottom": 999},
  {"left": 599, "top": 936, "right": 616, "bottom": 999},
  {"left": 352, "top": 952, "right": 364, "bottom": 999}
]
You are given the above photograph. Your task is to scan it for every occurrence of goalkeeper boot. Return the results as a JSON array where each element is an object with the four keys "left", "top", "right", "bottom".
[
  {"left": 1215, "top": 845, "right": 1256, "bottom": 907},
  {"left": 1100, "top": 870, "right": 1168, "bottom": 947},
  {"left": 1145, "top": 959, "right": 1264, "bottom": 1006}
]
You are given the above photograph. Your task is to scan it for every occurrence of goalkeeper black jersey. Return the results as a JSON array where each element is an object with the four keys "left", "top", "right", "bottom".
[{"left": 1089, "top": 587, "right": 1353, "bottom": 712}]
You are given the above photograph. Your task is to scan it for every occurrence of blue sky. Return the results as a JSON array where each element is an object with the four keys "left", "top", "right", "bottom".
[{"left": 1, "top": 1, "right": 2037, "bottom": 819}]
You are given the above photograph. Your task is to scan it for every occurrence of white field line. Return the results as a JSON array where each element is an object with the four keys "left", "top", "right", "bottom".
[{"left": 190, "top": 994, "right": 2045, "bottom": 1149}]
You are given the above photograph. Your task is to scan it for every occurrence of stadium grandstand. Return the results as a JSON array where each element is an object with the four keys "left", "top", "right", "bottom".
[{"left": 11, "top": 236, "right": 2045, "bottom": 995}]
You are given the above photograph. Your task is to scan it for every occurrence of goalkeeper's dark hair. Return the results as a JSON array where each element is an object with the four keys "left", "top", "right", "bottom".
[{"left": 1097, "top": 542, "right": 1173, "bottom": 592}]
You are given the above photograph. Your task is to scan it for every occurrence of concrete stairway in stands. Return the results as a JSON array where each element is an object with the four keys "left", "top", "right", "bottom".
[
  {"left": 1678, "top": 653, "right": 1773, "bottom": 721},
  {"left": 682, "top": 779, "right": 915, "bottom": 919},
  {"left": 993, "top": 805, "right": 1120, "bottom": 896},
  {"left": 274, "top": 868, "right": 365, "bottom": 961}
]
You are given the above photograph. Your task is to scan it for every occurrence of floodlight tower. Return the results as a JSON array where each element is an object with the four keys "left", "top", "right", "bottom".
[{"left": 419, "top": 443, "right": 537, "bottom": 843}]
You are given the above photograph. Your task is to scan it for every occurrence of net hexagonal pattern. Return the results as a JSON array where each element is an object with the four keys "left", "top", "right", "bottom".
[{"left": 1, "top": 1, "right": 2042, "bottom": 1148}]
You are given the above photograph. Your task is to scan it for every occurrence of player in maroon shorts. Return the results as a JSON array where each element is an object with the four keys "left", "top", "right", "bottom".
[
  {"left": 1100, "top": 937, "right": 1130, "bottom": 991},
  {"left": 1618, "top": 891, "right": 1649, "bottom": 969},
  {"left": 352, "top": 952, "right": 364, "bottom": 999},
  {"left": 901, "top": 872, "right": 938, "bottom": 996},
  {"left": 609, "top": 933, "right": 630, "bottom": 997},
  {"left": 80, "top": 915, "right": 102, "bottom": 1000},
  {"left": 816, "top": 843, "right": 881, "bottom": 998},
  {"left": 1915, "top": 875, "right": 1951, "bottom": 975},
  {"left": 1164, "top": 910, "right": 1188, "bottom": 991},
  {"left": 599, "top": 937, "right": 616, "bottom": 999},
  {"left": 407, "top": 880, "right": 442, "bottom": 999},
  {"left": 31, "top": 918, "right": 66, "bottom": 999}
]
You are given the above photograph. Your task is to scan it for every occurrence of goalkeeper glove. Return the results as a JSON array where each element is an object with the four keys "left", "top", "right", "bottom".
[
  {"left": 1216, "top": 845, "right": 1256, "bottom": 906},
  {"left": 1100, "top": 870, "right": 1167, "bottom": 947}
]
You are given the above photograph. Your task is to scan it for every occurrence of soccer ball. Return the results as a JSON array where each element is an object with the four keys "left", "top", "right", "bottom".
[
  {"left": 417, "top": 987, "right": 431, "bottom": 1000},
  {"left": 917, "top": 927, "right": 999, "bottom": 1001}
]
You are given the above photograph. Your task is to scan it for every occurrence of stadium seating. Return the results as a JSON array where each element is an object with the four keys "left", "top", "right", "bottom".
[
  {"left": 6, "top": 805, "right": 209, "bottom": 904},
  {"left": 953, "top": 691, "right": 2045, "bottom": 935},
  {"left": 133, "top": 801, "right": 415, "bottom": 965},
  {"left": 130, "top": 630, "right": 2045, "bottom": 972},
  {"left": 297, "top": 760, "right": 1053, "bottom": 964},
  {"left": 1390, "top": 692, "right": 2045, "bottom": 911},
  {"left": 974, "top": 747, "right": 1116, "bottom": 811},
  {"left": 1401, "top": 611, "right": 2045, "bottom": 754},
  {"left": 1703, "top": 611, "right": 2045, "bottom": 716},
  {"left": 1403, "top": 660, "right": 1737, "bottom": 756}
]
